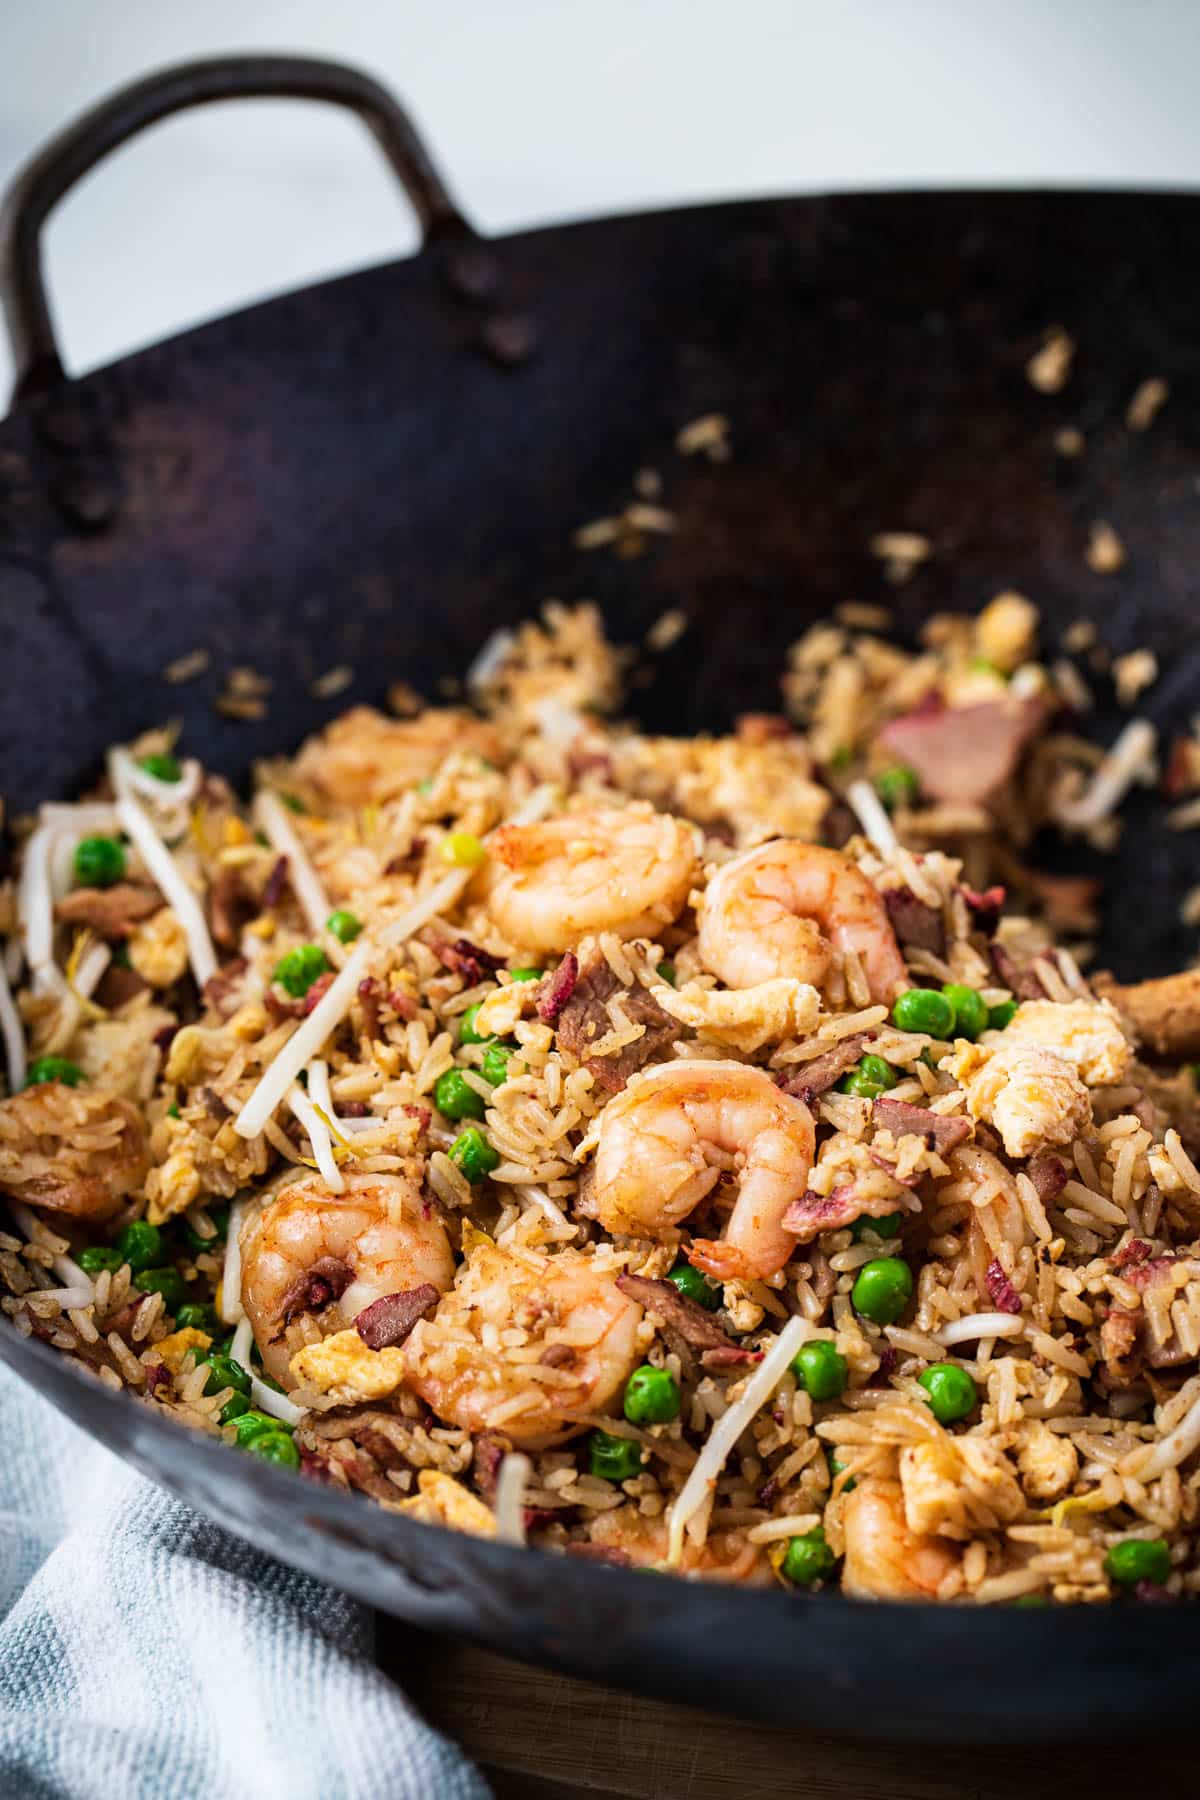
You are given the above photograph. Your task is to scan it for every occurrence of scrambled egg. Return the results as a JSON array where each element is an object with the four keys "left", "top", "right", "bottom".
[
  {"left": 1003, "top": 999, "right": 1131, "bottom": 1087},
  {"left": 128, "top": 908, "right": 189, "bottom": 988},
  {"left": 399, "top": 1469, "right": 496, "bottom": 1538},
  {"left": 1016, "top": 1419, "right": 1079, "bottom": 1503},
  {"left": 472, "top": 980, "right": 537, "bottom": 1040},
  {"left": 973, "top": 591, "right": 1038, "bottom": 674},
  {"left": 289, "top": 1328, "right": 407, "bottom": 1404},
  {"left": 652, "top": 977, "right": 820, "bottom": 1054},
  {"left": 900, "top": 1437, "right": 1023, "bottom": 1540},
  {"left": 151, "top": 1326, "right": 213, "bottom": 1373},
  {"left": 946, "top": 1039, "right": 1091, "bottom": 1160}
]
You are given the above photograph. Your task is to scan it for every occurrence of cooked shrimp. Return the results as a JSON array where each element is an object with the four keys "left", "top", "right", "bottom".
[
  {"left": 592, "top": 1059, "right": 815, "bottom": 1281},
  {"left": 0, "top": 1083, "right": 147, "bottom": 1221},
  {"left": 291, "top": 705, "right": 503, "bottom": 808},
  {"left": 697, "top": 840, "right": 906, "bottom": 1003},
  {"left": 588, "top": 1505, "right": 770, "bottom": 1582},
  {"left": 240, "top": 1172, "right": 455, "bottom": 1383},
  {"left": 840, "top": 1478, "right": 960, "bottom": 1600},
  {"left": 485, "top": 806, "right": 698, "bottom": 954},
  {"left": 405, "top": 1235, "right": 645, "bottom": 1447}
]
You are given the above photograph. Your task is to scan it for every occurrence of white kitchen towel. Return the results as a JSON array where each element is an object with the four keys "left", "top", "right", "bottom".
[{"left": 0, "top": 1364, "right": 490, "bottom": 1800}]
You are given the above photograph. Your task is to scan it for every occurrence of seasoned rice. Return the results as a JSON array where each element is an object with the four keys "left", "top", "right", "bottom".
[{"left": 3, "top": 598, "right": 1200, "bottom": 1605}]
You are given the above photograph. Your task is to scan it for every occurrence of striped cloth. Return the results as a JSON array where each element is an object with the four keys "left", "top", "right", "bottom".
[{"left": 0, "top": 1365, "right": 490, "bottom": 1800}]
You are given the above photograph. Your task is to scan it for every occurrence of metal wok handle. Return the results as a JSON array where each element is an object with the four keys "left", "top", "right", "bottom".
[{"left": 0, "top": 53, "right": 470, "bottom": 402}]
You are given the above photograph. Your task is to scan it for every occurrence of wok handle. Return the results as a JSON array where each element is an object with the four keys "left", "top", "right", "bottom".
[{"left": 0, "top": 54, "right": 470, "bottom": 402}]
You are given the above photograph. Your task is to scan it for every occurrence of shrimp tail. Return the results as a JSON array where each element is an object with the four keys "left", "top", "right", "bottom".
[{"left": 686, "top": 1238, "right": 756, "bottom": 1282}]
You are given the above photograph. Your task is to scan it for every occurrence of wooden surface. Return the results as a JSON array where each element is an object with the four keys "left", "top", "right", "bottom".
[{"left": 380, "top": 1628, "right": 1191, "bottom": 1799}]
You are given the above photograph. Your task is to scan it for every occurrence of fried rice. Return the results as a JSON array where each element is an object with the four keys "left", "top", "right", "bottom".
[{"left": 2, "top": 597, "right": 1199, "bottom": 1604}]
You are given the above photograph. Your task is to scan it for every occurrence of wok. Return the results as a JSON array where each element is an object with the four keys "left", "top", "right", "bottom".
[{"left": 1, "top": 55, "right": 1199, "bottom": 1742}]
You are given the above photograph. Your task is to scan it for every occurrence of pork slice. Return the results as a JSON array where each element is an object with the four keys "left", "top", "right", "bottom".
[
  {"left": 209, "top": 867, "right": 256, "bottom": 947},
  {"left": 883, "top": 888, "right": 945, "bottom": 955},
  {"left": 872, "top": 1097, "right": 972, "bottom": 1154},
  {"left": 877, "top": 697, "right": 1045, "bottom": 805},
  {"left": 615, "top": 1272, "right": 737, "bottom": 1353},
  {"left": 355, "top": 1284, "right": 441, "bottom": 1351},
  {"left": 278, "top": 1256, "right": 354, "bottom": 1326},
  {"left": 777, "top": 1034, "right": 869, "bottom": 1104},
  {"left": 984, "top": 1260, "right": 1023, "bottom": 1315},
  {"left": 536, "top": 952, "right": 578, "bottom": 1024},
  {"left": 1026, "top": 1150, "right": 1070, "bottom": 1203},
  {"left": 54, "top": 884, "right": 160, "bottom": 939},
  {"left": 781, "top": 1182, "right": 905, "bottom": 1245},
  {"left": 556, "top": 957, "right": 677, "bottom": 1095}
]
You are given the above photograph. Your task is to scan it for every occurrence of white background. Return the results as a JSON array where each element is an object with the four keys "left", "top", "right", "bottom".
[{"left": 3, "top": 1, "right": 1200, "bottom": 405}]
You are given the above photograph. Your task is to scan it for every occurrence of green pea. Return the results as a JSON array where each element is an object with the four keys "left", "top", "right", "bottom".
[
  {"left": 875, "top": 764, "right": 919, "bottom": 809},
  {"left": 244, "top": 1430, "right": 301, "bottom": 1470},
  {"left": 78, "top": 1245, "right": 122, "bottom": 1277},
  {"left": 115, "top": 1220, "right": 163, "bottom": 1274},
  {"left": 623, "top": 1364, "right": 682, "bottom": 1426},
  {"left": 73, "top": 835, "right": 125, "bottom": 888},
  {"left": 988, "top": 1000, "right": 1018, "bottom": 1032},
  {"left": 851, "top": 1212, "right": 901, "bottom": 1242},
  {"left": 24, "top": 1056, "right": 84, "bottom": 1089},
  {"left": 182, "top": 1205, "right": 230, "bottom": 1255},
  {"left": 851, "top": 1257, "right": 913, "bottom": 1325},
  {"left": 280, "top": 793, "right": 306, "bottom": 814},
  {"left": 837, "top": 1054, "right": 898, "bottom": 1100},
  {"left": 1104, "top": 1538, "right": 1170, "bottom": 1589},
  {"left": 326, "top": 909, "right": 362, "bottom": 944},
  {"left": 457, "top": 1003, "right": 488, "bottom": 1045},
  {"left": 133, "top": 1266, "right": 189, "bottom": 1314},
  {"left": 138, "top": 753, "right": 181, "bottom": 783},
  {"left": 219, "top": 1391, "right": 252, "bottom": 1426},
  {"left": 480, "top": 1041, "right": 514, "bottom": 1087},
  {"left": 273, "top": 944, "right": 330, "bottom": 998},
  {"left": 448, "top": 1126, "right": 500, "bottom": 1183},
  {"left": 918, "top": 1361, "right": 977, "bottom": 1425},
  {"left": 829, "top": 1453, "right": 856, "bottom": 1494},
  {"left": 656, "top": 961, "right": 677, "bottom": 986},
  {"left": 942, "top": 983, "right": 989, "bottom": 1040},
  {"left": 508, "top": 968, "right": 542, "bottom": 983},
  {"left": 790, "top": 1339, "right": 848, "bottom": 1402},
  {"left": 112, "top": 943, "right": 132, "bottom": 969},
  {"left": 588, "top": 1430, "right": 643, "bottom": 1483},
  {"left": 174, "top": 1303, "right": 217, "bottom": 1333},
  {"left": 666, "top": 1261, "right": 721, "bottom": 1311},
  {"left": 439, "top": 831, "right": 487, "bottom": 868},
  {"left": 232, "top": 1409, "right": 292, "bottom": 1447},
  {"left": 781, "top": 1526, "right": 835, "bottom": 1587},
  {"left": 433, "top": 1068, "right": 486, "bottom": 1122},
  {"left": 166, "top": 1102, "right": 180, "bottom": 1119},
  {"left": 860, "top": 1054, "right": 898, "bottom": 1090},
  {"left": 202, "top": 1354, "right": 252, "bottom": 1399},
  {"left": 891, "top": 988, "right": 956, "bottom": 1038}
]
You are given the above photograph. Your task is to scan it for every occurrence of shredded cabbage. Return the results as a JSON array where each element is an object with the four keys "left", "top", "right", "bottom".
[
  {"left": 846, "top": 779, "right": 897, "bottom": 857},
  {"left": 221, "top": 1199, "right": 250, "bottom": 1325},
  {"left": 234, "top": 868, "right": 470, "bottom": 1141},
  {"left": 254, "top": 791, "right": 331, "bottom": 936},
  {"left": 494, "top": 1451, "right": 531, "bottom": 1545},
  {"left": 666, "top": 1314, "right": 807, "bottom": 1567},
  {"left": 287, "top": 1081, "right": 344, "bottom": 1193},
  {"left": 936, "top": 1312, "right": 1025, "bottom": 1347},
  {"left": 0, "top": 952, "right": 26, "bottom": 1091}
]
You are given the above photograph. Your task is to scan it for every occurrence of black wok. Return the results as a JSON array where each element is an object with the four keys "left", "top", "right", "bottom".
[{"left": 1, "top": 56, "right": 1198, "bottom": 1742}]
